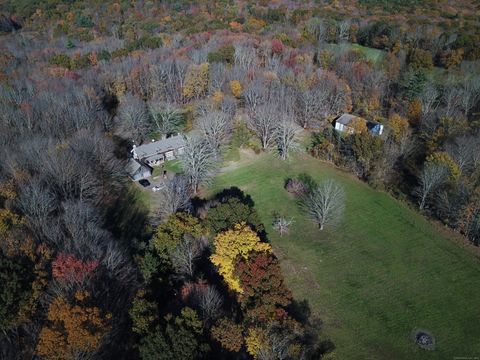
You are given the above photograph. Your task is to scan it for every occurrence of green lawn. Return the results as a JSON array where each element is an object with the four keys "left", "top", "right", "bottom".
[
  {"left": 325, "top": 43, "right": 385, "bottom": 63},
  {"left": 209, "top": 152, "right": 480, "bottom": 360},
  {"left": 152, "top": 160, "right": 183, "bottom": 177}
]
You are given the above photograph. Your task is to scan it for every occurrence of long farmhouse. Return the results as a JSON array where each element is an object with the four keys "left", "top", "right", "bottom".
[{"left": 128, "top": 134, "right": 185, "bottom": 180}]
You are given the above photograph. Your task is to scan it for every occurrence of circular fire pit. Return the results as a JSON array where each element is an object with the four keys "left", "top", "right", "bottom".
[{"left": 412, "top": 329, "right": 435, "bottom": 350}]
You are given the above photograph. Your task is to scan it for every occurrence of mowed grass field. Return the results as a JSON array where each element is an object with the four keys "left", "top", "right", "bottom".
[{"left": 209, "top": 152, "right": 480, "bottom": 360}]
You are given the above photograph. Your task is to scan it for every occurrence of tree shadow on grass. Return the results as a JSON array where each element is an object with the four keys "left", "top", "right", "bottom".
[
  {"left": 288, "top": 299, "right": 336, "bottom": 358},
  {"left": 103, "top": 185, "right": 151, "bottom": 248}
]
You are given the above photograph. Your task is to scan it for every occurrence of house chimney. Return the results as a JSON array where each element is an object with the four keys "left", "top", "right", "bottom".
[{"left": 131, "top": 144, "right": 138, "bottom": 159}]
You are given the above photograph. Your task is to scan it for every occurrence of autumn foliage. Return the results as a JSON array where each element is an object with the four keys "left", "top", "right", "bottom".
[
  {"left": 235, "top": 251, "right": 292, "bottom": 322},
  {"left": 210, "top": 223, "right": 271, "bottom": 293},
  {"left": 182, "top": 63, "right": 209, "bottom": 99},
  {"left": 36, "top": 292, "right": 111, "bottom": 360},
  {"left": 51, "top": 253, "right": 98, "bottom": 283},
  {"left": 229, "top": 80, "right": 243, "bottom": 98},
  {"left": 210, "top": 318, "right": 244, "bottom": 352},
  {"left": 387, "top": 113, "right": 409, "bottom": 142}
]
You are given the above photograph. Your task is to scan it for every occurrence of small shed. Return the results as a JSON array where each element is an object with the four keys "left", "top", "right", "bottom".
[
  {"left": 334, "top": 113, "right": 384, "bottom": 136},
  {"left": 334, "top": 114, "right": 359, "bottom": 134},
  {"left": 127, "top": 158, "right": 152, "bottom": 181}
]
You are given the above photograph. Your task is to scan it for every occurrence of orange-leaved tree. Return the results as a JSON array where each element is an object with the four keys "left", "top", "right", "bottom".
[
  {"left": 36, "top": 291, "right": 111, "bottom": 359},
  {"left": 210, "top": 317, "right": 244, "bottom": 352}
]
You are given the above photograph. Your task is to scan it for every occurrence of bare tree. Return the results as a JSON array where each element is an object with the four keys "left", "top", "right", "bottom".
[
  {"left": 337, "top": 20, "right": 351, "bottom": 43},
  {"left": 234, "top": 42, "right": 257, "bottom": 72},
  {"left": 194, "top": 284, "right": 223, "bottom": 324},
  {"left": 244, "top": 79, "right": 267, "bottom": 113},
  {"left": 276, "top": 117, "right": 300, "bottom": 160},
  {"left": 148, "top": 101, "right": 183, "bottom": 136},
  {"left": 249, "top": 104, "right": 278, "bottom": 150},
  {"left": 297, "top": 71, "right": 351, "bottom": 128},
  {"left": 170, "top": 235, "right": 202, "bottom": 278},
  {"left": 296, "top": 87, "right": 323, "bottom": 128},
  {"left": 180, "top": 135, "right": 217, "bottom": 194},
  {"left": 304, "top": 180, "right": 345, "bottom": 230},
  {"left": 157, "top": 175, "right": 191, "bottom": 218},
  {"left": 208, "top": 62, "right": 227, "bottom": 93},
  {"left": 445, "top": 135, "right": 480, "bottom": 175},
  {"left": 17, "top": 180, "right": 57, "bottom": 236},
  {"left": 272, "top": 215, "right": 293, "bottom": 236},
  {"left": 116, "top": 93, "right": 150, "bottom": 143},
  {"left": 149, "top": 59, "right": 188, "bottom": 103},
  {"left": 441, "top": 82, "right": 462, "bottom": 118},
  {"left": 220, "top": 95, "right": 237, "bottom": 117},
  {"left": 257, "top": 324, "right": 298, "bottom": 360},
  {"left": 415, "top": 163, "right": 448, "bottom": 210},
  {"left": 196, "top": 111, "right": 231, "bottom": 153},
  {"left": 419, "top": 83, "right": 440, "bottom": 120},
  {"left": 306, "top": 17, "right": 328, "bottom": 44},
  {"left": 460, "top": 75, "right": 480, "bottom": 117}
]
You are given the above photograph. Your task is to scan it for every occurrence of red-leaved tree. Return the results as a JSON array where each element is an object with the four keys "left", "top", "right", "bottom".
[
  {"left": 234, "top": 251, "right": 292, "bottom": 322},
  {"left": 52, "top": 253, "right": 98, "bottom": 283}
]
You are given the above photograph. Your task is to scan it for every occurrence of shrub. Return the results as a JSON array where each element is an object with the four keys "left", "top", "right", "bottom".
[
  {"left": 70, "top": 54, "right": 91, "bottom": 69},
  {"left": 271, "top": 39, "right": 284, "bottom": 55},
  {"left": 98, "top": 49, "right": 111, "bottom": 61},
  {"left": 49, "top": 54, "right": 71, "bottom": 69},
  {"left": 438, "top": 49, "right": 464, "bottom": 69},
  {"left": 75, "top": 14, "right": 94, "bottom": 28},
  {"left": 408, "top": 49, "right": 433, "bottom": 70},
  {"left": 111, "top": 48, "right": 129, "bottom": 59},
  {"left": 284, "top": 178, "right": 308, "bottom": 196},
  {"left": 127, "top": 36, "right": 163, "bottom": 51},
  {"left": 207, "top": 44, "right": 235, "bottom": 64}
]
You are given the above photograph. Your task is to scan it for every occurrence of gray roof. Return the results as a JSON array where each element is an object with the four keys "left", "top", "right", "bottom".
[
  {"left": 127, "top": 158, "right": 150, "bottom": 176},
  {"left": 335, "top": 113, "right": 365, "bottom": 125},
  {"left": 135, "top": 135, "right": 185, "bottom": 159}
]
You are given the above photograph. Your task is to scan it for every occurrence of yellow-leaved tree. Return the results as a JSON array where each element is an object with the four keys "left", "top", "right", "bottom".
[
  {"left": 182, "top": 63, "right": 209, "bottom": 99},
  {"left": 426, "top": 151, "right": 461, "bottom": 181},
  {"left": 212, "top": 90, "right": 224, "bottom": 106},
  {"left": 245, "top": 327, "right": 267, "bottom": 358},
  {"left": 229, "top": 80, "right": 242, "bottom": 98},
  {"left": 349, "top": 117, "right": 368, "bottom": 134},
  {"left": 210, "top": 223, "right": 271, "bottom": 293},
  {"left": 388, "top": 113, "right": 409, "bottom": 143}
]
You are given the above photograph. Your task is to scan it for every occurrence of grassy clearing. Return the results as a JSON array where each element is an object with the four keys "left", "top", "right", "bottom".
[
  {"left": 325, "top": 43, "right": 385, "bottom": 63},
  {"left": 152, "top": 160, "right": 183, "bottom": 177},
  {"left": 130, "top": 183, "right": 153, "bottom": 210},
  {"left": 208, "top": 152, "right": 480, "bottom": 360},
  {"left": 164, "top": 160, "right": 182, "bottom": 173}
]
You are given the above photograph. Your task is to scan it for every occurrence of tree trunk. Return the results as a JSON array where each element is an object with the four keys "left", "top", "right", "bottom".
[{"left": 419, "top": 196, "right": 426, "bottom": 210}]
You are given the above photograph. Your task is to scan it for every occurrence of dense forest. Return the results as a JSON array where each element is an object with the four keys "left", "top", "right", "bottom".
[{"left": 1, "top": 0, "right": 479, "bottom": 359}]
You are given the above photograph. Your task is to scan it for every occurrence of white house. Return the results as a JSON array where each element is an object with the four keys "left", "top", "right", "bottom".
[
  {"left": 334, "top": 113, "right": 384, "bottom": 136},
  {"left": 131, "top": 134, "right": 186, "bottom": 167}
]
